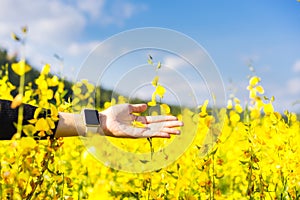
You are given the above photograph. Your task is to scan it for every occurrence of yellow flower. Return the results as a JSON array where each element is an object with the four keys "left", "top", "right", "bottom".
[
  {"left": 155, "top": 85, "right": 166, "bottom": 98},
  {"left": 11, "top": 60, "right": 31, "bottom": 76},
  {"left": 19, "top": 137, "right": 37, "bottom": 150},
  {"left": 290, "top": 113, "right": 297, "bottom": 122},
  {"left": 249, "top": 76, "right": 260, "bottom": 87},
  {"left": 50, "top": 104, "right": 59, "bottom": 121},
  {"left": 256, "top": 85, "right": 264, "bottom": 94},
  {"left": 104, "top": 100, "right": 115, "bottom": 109},
  {"left": 235, "top": 104, "right": 243, "bottom": 113},
  {"left": 152, "top": 76, "right": 159, "bottom": 87},
  {"left": 147, "top": 101, "right": 156, "bottom": 107},
  {"left": 227, "top": 99, "right": 233, "bottom": 109},
  {"left": 46, "top": 89, "right": 54, "bottom": 100},
  {"left": 199, "top": 99, "right": 208, "bottom": 117},
  {"left": 86, "top": 81, "right": 95, "bottom": 93},
  {"left": 132, "top": 120, "right": 146, "bottom": 128},
  {"left": 263, "top": 103, "right": 274, "bottom": 114},
  {"left": 255, "top": 97, "right": 264, "bottom": 109},
  {"left": 23, "top": 124, "right": 36, "bottom": 136},
  {"left": 72, "top": 86, "right": 81, "bottom": 95},
  {"left": 35, "top": 118, "right": 50, "bottom": 131},
  {"left": 249, "top": 88, "right": 257, "bottom": 99},
  {"left": 148, "top": 93, "right": 157, "bottom": 107},
  {"left": 230, "top": 111, "right": 240, "bottom": 123},
  {"left": 48, "top": 76, "right": 59, "bottom": 87},
  {"left": 46, "top": 117, "right": 56, "bottom": 129},
  {"left": 160, "top": 103, "right": 171, "bottom": 114},
  {"left": 250, "top": 109, "right": 260, "bottom": 119},
  {"left": 233, "top": 97, "right": 240, "bottom": 104},
  {"left": 41, "top": 64, "right": 50, "bottom": 75}
]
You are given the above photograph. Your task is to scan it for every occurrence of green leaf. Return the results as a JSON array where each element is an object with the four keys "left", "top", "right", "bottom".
[{"left": 240, "top": 160, "right": 249, "bottom": 165}]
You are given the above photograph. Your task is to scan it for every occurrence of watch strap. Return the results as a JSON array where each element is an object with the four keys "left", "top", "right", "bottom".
[{"left": 86, "top": 126, "right": 99, "bottom": 135}]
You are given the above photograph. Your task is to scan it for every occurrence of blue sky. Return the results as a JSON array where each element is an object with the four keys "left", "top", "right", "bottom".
[{"left": 0, "top": 0, "right": 300, "bottom": 112}]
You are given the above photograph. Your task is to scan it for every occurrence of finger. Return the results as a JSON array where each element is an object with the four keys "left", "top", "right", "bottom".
[
  {"left": 160, "top": 127, "right": 181, "bottom": 135},
  {"left": 136, "top": 115, "right": 184, "bottom": 127},
  {"left": 145, "top": 115, "right": 178, "bottom": 123},
  {"left": 141, "top": 128, "right": 180, "bottom": 138},
  {"left": 159, "top": 120, "right": 184, "bottom": 128},
  {"left": 139, "top": 129, "right": 171, "bottom": 138},
  {"left": 138, "top": 124, "right": 181, "bottom": 137},
  {"left": 129, "top": 104, "right": 147, "bottom": 113},
  {"left": 151, "top": 132, "right": 171, "bottom": 138}
]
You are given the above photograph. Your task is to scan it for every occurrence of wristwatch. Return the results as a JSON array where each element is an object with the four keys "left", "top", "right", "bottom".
[{"left": 81, "top": 108, "right": 101, "bottom": 135}]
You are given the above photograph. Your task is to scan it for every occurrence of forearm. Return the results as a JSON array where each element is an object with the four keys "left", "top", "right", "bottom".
[
  {"left": 54, "top": 112, "right": 107, "bottom": 138},
  {"left": 54, "top": 112, "right": 85, "bottom": 138}
]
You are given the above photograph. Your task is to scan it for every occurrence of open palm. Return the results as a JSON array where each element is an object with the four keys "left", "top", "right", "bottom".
[{"left": 99, "top": 104, "right": 183, "bottom": 138}]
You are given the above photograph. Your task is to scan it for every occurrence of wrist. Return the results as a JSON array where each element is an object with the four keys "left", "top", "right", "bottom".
[{"left": 98, "top": 111, "right": 109, "bottom": 136}]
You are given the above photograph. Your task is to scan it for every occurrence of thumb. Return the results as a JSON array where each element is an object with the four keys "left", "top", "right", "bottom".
[{"left": 129, "top": 104, "right": 147, "bottom": 113}]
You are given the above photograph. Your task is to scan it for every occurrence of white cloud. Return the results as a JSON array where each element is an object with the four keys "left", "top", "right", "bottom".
[
  {"left": 0, "top": 0, "right": 146, "bottom": 76},
  {"left": 287, "top": 78, "right": 300, "bottom": 95},
  {"left": 292, "top": 60, "right": 300, "bottom": 73},
  {"left": 0, "top": 0, "right": 86, "bottom": 42},
  {"left": 76, "top": 0, "right": 105, "bottom": 19},
  {"left": 163, "top": 56, "right": 187, "bottom": 69},
  {"left": 99, "top": 1, "right": 147, "bottom": 26},
  {"left": 67, "top": 41, "right": 100, "bottom": 57},
  {"left": 0, "top": 0, "right": 86, "bottom": 67}
]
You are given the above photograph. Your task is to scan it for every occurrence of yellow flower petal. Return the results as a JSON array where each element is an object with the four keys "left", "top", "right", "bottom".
[
  {"left": 35, "top": 118, "right": 50, "bottom": 131},
  {"left": 151, "top": 76, "right": 159, "bottom": 87},
  {"left": 23, "top": 124, "right": 37, "bottom": 136},
  {"left": 11, "top": 60, "right": 31, "bottom": 76},
  {"left": 155, "top": 85, "right": 166, "bottom": 98},
  {"left": 160, "top": 103, "right": 171, "bottom": 114},
  {"left": 249, "top": 76, "right": 260, "bottom": 87},
  {"left": 46, "top": 117, "right": 55, "bottom": 129},
  {"left": 233, "top": 97, "right": 240, "bottom": 104},
  {"left": 235, "top": 104, "right": 243, "bottom": 113},
  {"left": 227, "top": 100, "right": 233, "bottom": 109},
  {"left": 34, "top": 107, "right": 43, "bottom": 119},
  {"left": 256, "top": 85, "right": 264, "bottom": 94},
  {"left": 200, "top": 100, "right": 209, "bottom": 114},
  {"left": 47, "top": 89, "right": 53, "bottom": 100},
  {"left": 230, "top": 112, "right": 240, "bottom": 123},
  {"left": 132, "top": 120, "right": 146, "bottom": 128},
  {"left": 147, "top": 101, "right": 156, "bottom": 107},
  {"left": 263, "top": 103, "right": 274, "bottom": 114},
  {"left": 250, "top": 109, "right": 260, "bottom": 119},
  {"left": 41, "top": 64, "right": 50, "bottom": 75},
  {"left": 249, "top": 88, "right": 257, "bottom": 99}
]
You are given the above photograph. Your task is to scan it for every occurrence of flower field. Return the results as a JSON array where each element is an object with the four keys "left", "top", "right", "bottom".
[{"left": 0, "top": 30, "right": 300, "bottom": 199}]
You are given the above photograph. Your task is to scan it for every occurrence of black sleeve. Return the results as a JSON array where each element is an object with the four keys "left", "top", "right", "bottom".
[{"left": 0, "top": 99, "right": 59, "bottom": 140}]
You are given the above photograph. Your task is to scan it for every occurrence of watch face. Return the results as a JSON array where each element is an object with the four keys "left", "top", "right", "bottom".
[{"left": 84, "top": 109, "right": 100, "bottom": 125}]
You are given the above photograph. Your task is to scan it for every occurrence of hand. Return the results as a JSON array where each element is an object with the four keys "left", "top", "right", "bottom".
[{"left": 99, "top": 104, "right": 184, "bottom": 138}]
